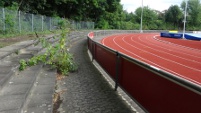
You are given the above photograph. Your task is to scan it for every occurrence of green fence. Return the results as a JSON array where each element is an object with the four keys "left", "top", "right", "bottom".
[{"left": 0, "top": 7, "right": 94, "bottom": 34}]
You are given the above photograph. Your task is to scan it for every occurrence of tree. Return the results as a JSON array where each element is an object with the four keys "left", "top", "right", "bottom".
[
  {"left": 165, "top": 5, "right": 182, "bottom": 29},
  {"left": 135, "top": 6, "right": 158, "bottom": 30},
  {"left": 181, "top": 0, "right": 201, "bottom": 30}
]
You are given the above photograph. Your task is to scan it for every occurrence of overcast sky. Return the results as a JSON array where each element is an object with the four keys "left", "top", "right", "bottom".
[{"left": 120, "top": 0, "right": 184, "bottom": 12}]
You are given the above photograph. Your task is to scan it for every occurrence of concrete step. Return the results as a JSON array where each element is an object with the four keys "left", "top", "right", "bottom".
[
  {"left": 0, "top": 35, "right": 57, "bottom": 61},
  {"left": 0, "top": 65, "right": 14, "bottom": 90},
  {"left": 21, "top": 65, "right": 56, "bottom": 113},
  {"left": 0, "top": 52, "right": 34, "bottom": 91},
  {"left": 0, "top": 35, "right": 58, "bottom": 92},
  {"left": 0, "top": 53, "right": 34, "bottom": 91},
  {"left": 0, "top": 65, "right": 42, "bottom": 113},
  {"left": 0, "top": 35, "right": 58, "bottom": 113},
  {"left": 0, "top": 40, "right": 36, "bottom": 60}
]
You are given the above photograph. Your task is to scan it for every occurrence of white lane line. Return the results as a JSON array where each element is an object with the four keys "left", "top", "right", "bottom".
[
  {"left": 122, "top": 35, "right": 201, "bottom": 72},
  {"left": 153, "top": 35, "right": 201, "bottom": 52},
  {"left": 112, "top": 35, "right": 201, "bottom": 85},
  {"left": 101, "top": 34, "right": 201, "bottom": 85},
  {"left": 129, "top": 35, "right": 201, "bottom": 65},
  {"left": 145, "top": 36, "right": 201, "bottom": 59}
]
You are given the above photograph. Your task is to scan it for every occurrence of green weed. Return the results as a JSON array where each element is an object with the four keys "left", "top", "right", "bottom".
[{"left": 19, "top": 20, "right": 77, "bottom": 75}]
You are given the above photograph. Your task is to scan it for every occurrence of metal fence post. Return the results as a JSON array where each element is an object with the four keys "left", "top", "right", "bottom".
[
  {"left": 72, "top": 21, "right": 75, "bottom": 29},
  {"left": 115, "top": 51, "right": 121, "bottom": 91},
  {"left": 2, "top": 8, "right": 6, "bottom": 32},
  {"left": 49, "top": 17, "right": 51, "bottom": 31},
  {"left": 18, "top": 11, "right": 21, "bottom": 33},
  {"left": 32, "top": 14, "right": 34, "bottom": 32},
  {"left": 42, "top": 15, "right": 44, "bottom": 31},
  {"left": 92, "top": 22, "right": 95, "bottom": 29},
  {"left": 1, "top": 7, "right": 94, "bottom": 34},
  {"left": 91, "top": 42, "right": 95, "bottom": 62}
]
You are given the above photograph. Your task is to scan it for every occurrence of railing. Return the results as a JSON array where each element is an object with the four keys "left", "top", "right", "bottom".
[{"left": 87, "top": 30, "right": 201, "bottom": 113}]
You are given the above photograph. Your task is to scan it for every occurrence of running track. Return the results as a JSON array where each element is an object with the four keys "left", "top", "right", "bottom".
[{"left": 101, "top": 33, "right": 201, "bottom": 86}]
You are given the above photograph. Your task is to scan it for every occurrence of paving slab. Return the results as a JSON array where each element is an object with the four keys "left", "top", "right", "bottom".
[
  {"left": 0, "top": 45, "right": 20, "bottom": 52},
  {"left": 0, "top": 41, "right": 32, "bottom": 53},
  {"left": 22, "top": 66, "right": 56, "bottom": 113},
  {"left": 0, "top": 35, "right": 57, "bottom": 113},
  {"left": 22, "top": 106, "right": 52, "bottom": 113},
  {"left": 0, "top": 51, "right": 10, "bottom": 59},
  {"left": 0, "top": 65, "right": 13, "bottom": 74},
  {"left": 9, "top": 74, "right": 36, "bottom": 85},
  {"left": 0, "top": 60, "right": 17, "bottom": 90},
  {"left": 25, "top": 94, "right": 53, "bottom": 108},
  {"left": 1, "top": 84, "right": 30, "bottom": 95},
  {"left": 13, "top": 40, "right": 34, "bottom": 47},
  {"left": 0, "top": 95, "right": 24, "bottom": 112},
  {"left": 6, "top": 54, "right": 33, "bottom": 62},
  {"left": 0, "top": 65, "right": 42, "bottom": 112},
  {"left": 0, "top": 109, "right": 19, "bottom": 113},
  {"left": 32, "top": 84, "right": 55, "bottom": 94},
  {"left": 23, "top": 45, "right": 43, "bottom": 54}
]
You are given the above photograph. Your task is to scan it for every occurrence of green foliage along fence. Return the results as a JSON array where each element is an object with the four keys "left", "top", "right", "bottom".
[{"left": 0, "top": 7, "right": 94, "bottom": 34}]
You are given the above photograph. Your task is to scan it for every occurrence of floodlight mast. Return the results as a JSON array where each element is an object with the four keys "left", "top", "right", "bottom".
[
  {"left": 140, "top": 0, "right": 143, "bottom": 33},
  {"left": 183, "top": 0, "right": 188, "bottom": 39}
]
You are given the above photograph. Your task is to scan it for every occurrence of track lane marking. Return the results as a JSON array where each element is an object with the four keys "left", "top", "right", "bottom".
[
  {"left": 102, "top": 34, "right": 201, "bottom": 85},
  {"left": 120, "top": 35, "right": 201, "bottom": 72},
  {"left": 153, "top": 35, "right": 201, "bottom": 52},
  {"left": 130, "top": 35, "right": 201, "bottom": 64},
  {"left": 144, "top": 35, "right": 201, "bottom": 59}
]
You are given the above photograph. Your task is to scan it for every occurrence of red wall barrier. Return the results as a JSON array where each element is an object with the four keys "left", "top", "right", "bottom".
[
  {"left": 119, "top": 57, "right": 201, "bottom": 113},
  {"left": 87, "top": 33, "right": 201, "bottom": 113},
  {"left": 95, "top": 44, "right": 116, "bottom": 80}
]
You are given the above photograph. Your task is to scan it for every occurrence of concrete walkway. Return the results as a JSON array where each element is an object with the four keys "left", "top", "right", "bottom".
[{"left": 57, "top": 38, "right": 135, "bottom": 113}]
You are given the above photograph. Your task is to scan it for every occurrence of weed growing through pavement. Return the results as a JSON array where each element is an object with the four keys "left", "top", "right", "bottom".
[{"left": 19, "top": 20, "right": 77, "bottom": 75}]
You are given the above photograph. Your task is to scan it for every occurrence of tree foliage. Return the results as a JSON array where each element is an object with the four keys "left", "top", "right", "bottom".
[
  {"left": 1, "top": 0, "right": 201, "bottom": 30},
  {"left": 165, "top": 5, "right": 183, "bottom": 29},
  {"left": 135, "top": 7, "right": 158, "bottom": 30},
  {"left": 181, "top": 0, "right": 201, "bottom": 30}
]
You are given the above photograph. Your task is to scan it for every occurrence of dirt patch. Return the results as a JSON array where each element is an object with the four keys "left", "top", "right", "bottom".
[
  {"left": 53, "top": 74, "right": 67, "bottom": 113},
  {"left": 53, "top": 92, "right": 63, "bottom": 113}
]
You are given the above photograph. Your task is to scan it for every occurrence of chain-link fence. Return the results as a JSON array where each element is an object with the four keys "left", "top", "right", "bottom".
[{"left": 0, "top": 7, "right": 94, "bottom": 34}]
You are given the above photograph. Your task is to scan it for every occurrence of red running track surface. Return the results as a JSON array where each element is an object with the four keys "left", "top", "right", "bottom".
[{"left": 101, "top": 33, "right": 201, "bottom": 86}]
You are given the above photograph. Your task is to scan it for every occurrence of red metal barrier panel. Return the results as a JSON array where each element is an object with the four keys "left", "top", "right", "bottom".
[
  {"left": 87, "top": 32, "right": 94, "bottom": 53},
  {"left": 88, "top": 38, "right": 92, "bottom": 53},
  {"left": 119, "top": 57, "right": 201, "bottom": 113},
  {"left": 95, "top": 44, "right": 116, "bottom": 80}
]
